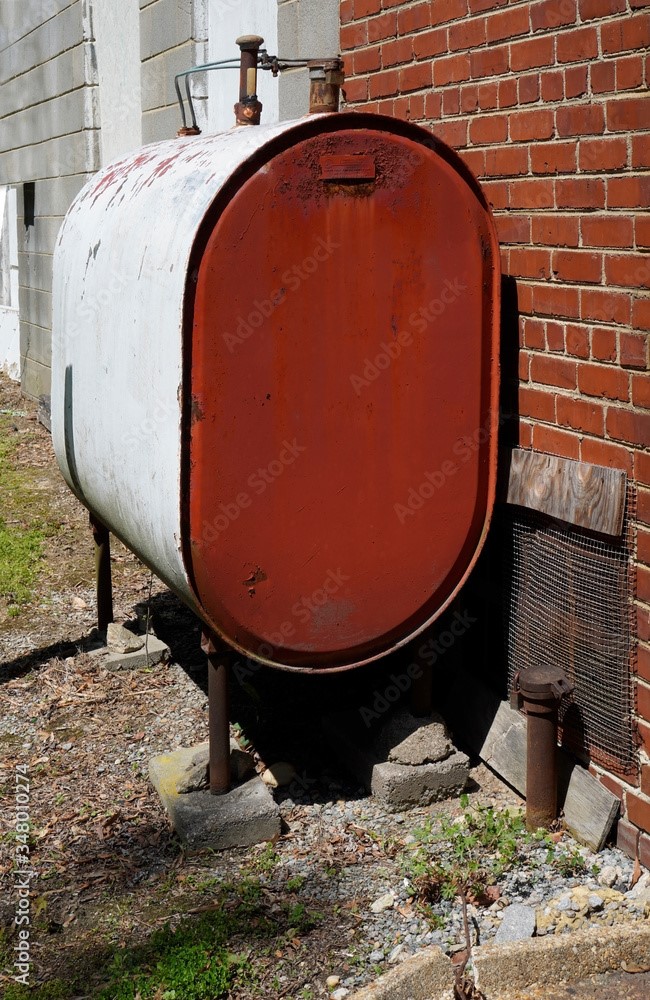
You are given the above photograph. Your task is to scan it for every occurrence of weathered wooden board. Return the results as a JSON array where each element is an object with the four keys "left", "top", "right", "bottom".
[
  {"left": 441, "top": 668, "right": 620, "bottom": 852},
  {"left": 505, "top": 448, "right": 627, "bottom": 537}
]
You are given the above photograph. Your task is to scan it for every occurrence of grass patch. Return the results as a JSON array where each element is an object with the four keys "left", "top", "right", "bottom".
[{"left": 0, "top": 417, "right": 48, "bottom": 610}]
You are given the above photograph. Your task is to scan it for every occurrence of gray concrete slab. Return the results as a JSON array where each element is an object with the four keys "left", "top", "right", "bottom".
[
  {"left": 104, "top": 634, "right": 170, "bottom": 670},
  {"left": 149, "top": 747, "right": 280, "bottom": 852}
]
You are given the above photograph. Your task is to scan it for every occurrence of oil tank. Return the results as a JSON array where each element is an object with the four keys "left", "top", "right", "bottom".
[{"left": 52, "top": 111, "right": 500, "bottom": 672}]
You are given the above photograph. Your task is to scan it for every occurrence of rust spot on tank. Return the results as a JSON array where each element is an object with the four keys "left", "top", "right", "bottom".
[
  {"left": 190, "top": 396, "right": 205, "bottom": 423},
  {"left": 243, "top": 567, "right": 268, "bottom": 587}
]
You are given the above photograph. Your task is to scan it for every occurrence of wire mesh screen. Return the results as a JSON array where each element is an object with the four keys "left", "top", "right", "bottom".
[{"left": 503, "top": 487, "right": 637, "bottom": 777}]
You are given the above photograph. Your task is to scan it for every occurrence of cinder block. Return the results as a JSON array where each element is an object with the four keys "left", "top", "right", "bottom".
[
  {"left": 141, "top": 103, "right": 184, "bottom": 145},
  {"left": 20, "top": 355, "right": 51, "bottom": 400},
  {"left": 103, "top": 635, "right": 171, "bottom": 670},
  {"left": 20, "top": 320, "right": 52, "bottom": 367},
  {"left": 140, "top": 0, "right": 192, "bottom": 63},
  {"left": 19, "top": 287, "right": 52, "bottom": 334},
  {"left": 149, "top": 749, "right": 281, "bottom": 852}
]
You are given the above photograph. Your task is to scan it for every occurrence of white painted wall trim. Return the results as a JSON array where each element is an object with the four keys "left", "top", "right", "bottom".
[{"left": 0, "top": 186, "right": 20, "bottom": 381}]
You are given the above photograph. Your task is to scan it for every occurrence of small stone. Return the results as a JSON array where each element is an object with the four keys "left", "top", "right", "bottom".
[
  {"left": 598, "top": 865, "right": 619, "bottom": 888},
  {"left": 261, "top": 762, "right": 296, "bottom": 788},
  {"left": 374, "top": 709, "right": 452, "bottom": 765},
  {"left": 61, "top": 742, "right": 73, "bottom": 751},
  {"left": 493, "top": 903, "right": 536, "bottom": 943},
  {"left": 388, "top": 944, "right": 407, "bottom": 963},
  {"left": 370, "top": 892, "right": 394, "bottom": 913},
  {"left": 326, "top": 975, "right": 340, "bottom": 989},
  {"left": 588, "top": 893, "right": 604, "bottom": 911},
  {"left": 369, "top": 949, "right": 384, "bottom": 963},
  {"left": 331, "top": 990, "right": 349, "bottom": 1000},
  {"left": 106, "top": 623, "right": 145, "bottom": 654},
  {"left": 555, "top": 896, "right": 572, "bottom": 912},
  {"left": 176, "top": 741, "right": 255, "bottom": 794}
]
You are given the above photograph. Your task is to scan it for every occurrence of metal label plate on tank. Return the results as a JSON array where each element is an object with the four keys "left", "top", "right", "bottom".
[
  {"left": 186, "top": 118, "right": 500, "bottom": 671},
  {"left": 319, "top": 154, "right": 376, "bottom": 181}
]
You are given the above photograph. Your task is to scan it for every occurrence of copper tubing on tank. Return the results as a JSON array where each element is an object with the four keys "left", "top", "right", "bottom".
[
  {"left": 235, "top": 35, "right": 264, "bottom": 126},
  {"left": 516, "top": 666, "right": 574, "bottom": 831}
]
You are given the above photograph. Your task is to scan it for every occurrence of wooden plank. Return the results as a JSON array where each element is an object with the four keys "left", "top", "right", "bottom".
[
  {"left": 441, "top": 669, "right": 619, "bottom": 852},
  {"left": 504, "top": 448, "right": 627, "bottom": 537}
]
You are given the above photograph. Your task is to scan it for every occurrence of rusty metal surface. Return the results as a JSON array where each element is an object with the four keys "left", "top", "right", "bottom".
[
  {"left": 201, "top": 632, "right": 231, "bottom": 794},
  {"left": 519, "top": 666, "right": 573, "bottom": 831},
  {"left": 187, "top": 115, "right": 501, "bottom": 671},
  {"left": 235, "top": 34, "right": 263, "bottom": 126}
]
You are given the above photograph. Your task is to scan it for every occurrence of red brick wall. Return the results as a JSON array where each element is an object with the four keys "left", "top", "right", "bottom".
[{"left": 339, "top": 0, "right": 650, "bottom": 850}]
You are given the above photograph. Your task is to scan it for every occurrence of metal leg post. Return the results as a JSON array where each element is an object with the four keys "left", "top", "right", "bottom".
[
  {"left": 201, "top": 632, "right": 232, "bottom": 795},
  {"left": 90, "top": 513, "right": 114, "bottom": 632}
]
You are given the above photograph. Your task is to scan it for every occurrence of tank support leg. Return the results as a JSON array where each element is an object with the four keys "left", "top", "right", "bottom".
[
  {"left": 410, "top": 660, "right": 433, "bottom": 717},
  {"left": 201, "top": 632, "right": 231, "bottom": 795},
  {"left": 90, "top": 513, "right": 114, "bottom": 633}
]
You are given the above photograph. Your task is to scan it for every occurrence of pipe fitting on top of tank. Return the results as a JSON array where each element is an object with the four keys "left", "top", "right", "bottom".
[
  {"left": 514, "top": 666, "right": 574, "bottom": 832},
  {"left": 235, "top": 35, "right": 264, "bottom": 126},
  {"left": 308, "top": 58, "right": 345, "bottom": 114}
]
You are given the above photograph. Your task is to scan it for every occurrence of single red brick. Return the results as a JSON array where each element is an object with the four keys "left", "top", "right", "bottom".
[
  {"left": 522, "top": 316, "right": 547, "bottom": 349},
  {"left": 532, "top": 424, "right": 581, "bottom": 459},
  {"left": 638, "top": 450, "right": 650, "bottom": 485},
  {"left": 552, "top": 249, "right": 602, "bottom": 283},
  {"left": 461, "top": 147, "right": 486, "bottom": 176},
  {"left": 519, "top": 73, "right": 540, "bottom": 104},
  {"left": 632, "top": 298, "right": 650, "bottom": 332},
  {"left": 484, "top": 145, "right": 529, "bottom": 177},
  {"left": 616, "top": 815, "right": 640, "bottom": 859},
  {"left": 541, "top": 69, "right": 564, "bottom": 101},
  {"left": 433, "top": 53, "right": 471, "bottom": 85},
  {"left": 469, "top": 114, "right": 509, "bottom": 145},
  {"left": 519, "top": 349, "right": 531, "bottom": 381},
  {"left": 470, "top": 45, "right": 510, "bottom": 78},
  {"left": 620, "top": 332, "right": 649, "bottom": 369},
  {"left": 461, "top": 84, "right": 479, "bottom": 113},
  {"left": 601, "top": 13, "right": 650, "bottom": 55},
  {"left": 636, "top": 216, "right": 650, "bottom": 249},
  {"left": 581, "top": 288, "right": 631, "bottom": 325},
  {"left": 341, "top": 21, "right": 369, "bottom": 49},
  {"left": 639, "top": 487, "right": 650, "bottom": 525},
  {"left": 531, "top": 0, "right": 577, "bottom": 32},
  {"left": 579, "top": 137, "right": 628, "bottom": 173},
  {"left": 581, "top": 435, "right": 633, "bottom": 471},
  {"left": 509, "top": 178, "right": 555, "bottom": 209},
  {"left": 424, "top": 90, "right": 442, "bottom": 119},
  {"left": 412, "top": 27, "right": 448, "bottom": 59},
  {"left": 519, "top": 420, "right": 533, "bottom": 449},
  {"left": 617, "top": 54, "right": 644, "bottom": 91},
  {"left": 578, "top": 362, "right": 629, "bottom": 401},
  {"left": 369, "top": 69, "right": 399, "bottom": 98},
  {"left": 564, "top": 65, "right": 588, "bottom": 99},
  {"left": 442, "top": 87, "right": 461, "bottom": 116},
  {"left": 532, "top": 214, "right": 580, "bottom": 248},
  {"left": 519, "top": 385, "right": 556, "bottom": 421},
  {"left": 546, "top": 320, "right": 565, "bottom": 351},
  {"left": 510, "top": 108, "right": 555, "bottom": 141},
  {"left": 590, "top": 60, "right": 616, "bottom": 94},
  {"left": 581, "top": 215, "right": 634, "bottom": 248},
  {"left": 399, "top": 61, "right": 432, "bottom": 92},
  {"left": 433, "top": 118, "right": 468, "bottom": 148},
  {"left": 639, "top": 642, "right": 650, "bottom": 684},
  {"left": 430, "top": 0, "right": 470, "bottom": 25},
  {"left": 342, "top": 77, "right": 369, "bottom": 103},
  {"left": 478, "top": 81, "right": 499, "bottom": 110},
  {"left": 530, "top": 353, "right": 578, "bottom": 388},
  {"left": 607, "top": 406, "right": 650, "bottom": 445},
  {"left": 565, "top": 324, "right": 590, "bottom": 359},
  {"left": 607, "top": 97, "right": 650, "bottom": 133},
  {"left": 556, "top": 177, "right": 606, "bottom": 209},
  {"left": 486, "top": 6, "right": 530, "bottom": 42},
  {"left": 557, "top": 26, "right": 598, "bottom": 63},
  {"left": 627, "top": 789, "right": 650, "bottom": 834},
  {"left": 639, "top": 566, "right": 650, "bottom": 606},
  {"left": 353, "top": 45, "right": 381, "bottom": 74},
  {"left": 605, "top": 253, "right": 649, "bottom": 288},
  {"left": 509, "top": 247, "right": 552, "bottom": 279},
  {"left": 367, "top": 11, "right": 398, "bottom": 43},
  {"left": 533, "top": 284, "right": 581, "bottom": 322},
  {"left": 481, "top": 179, "right": 509, "bottom": 209},
  {"left": 382, "top": 36, "right": 414, "bottom": 67},
  {"left": 530, "top": 141, "right": 577, "bottom": 174},
  {"left": 498, "top": 77, "right": 519, "bottom": 108},
  {"left": 495, "top": 214, "right": 531, "bottom": 244},
  {"left": 356, "top": 0, "right": 382, "bottom": 15},
  {"left": 517, "top": 282, "right": 534, "bottom": 313},
  {"left": 449, "top": 17, "right": 486, "bottom": 51},
  {"left": 591, "top": 326, "right": 617, "bottom": 363},
  {"left": 557, "top": 395, "right": 605, "bottom": 435},
  {"left": 632, "top": 135, "right": 650, "bottom": 169},
  {"left": 340, "top": 0, "right": 355, "bottom": 24},
  {"left": 557, "top": 103, "right": 605, "bottom": 137},
  {"left": 579, "top": 0, "right": 626, "bottom": 18},
  {"left": 397, "top": 2, "right": 432, "bottom": 35}
]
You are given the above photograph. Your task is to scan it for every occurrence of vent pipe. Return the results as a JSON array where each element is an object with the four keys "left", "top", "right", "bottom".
[
  {"left": 235, "top": 35, "right": 264, "bottom": 126},
  {"left": 308, "top": 58, "right": 345, "bottom": 114}
]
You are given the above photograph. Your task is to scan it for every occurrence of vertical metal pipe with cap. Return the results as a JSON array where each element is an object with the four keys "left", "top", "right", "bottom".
[
  {"left": 308, "top": 58, "right": 345, "bottom": 114},
  {"left": 235, "top": 35, "right": 264, "bottom": 125},
  {"left": 516, "top": 665, "right": 574, "bottom": 830}
]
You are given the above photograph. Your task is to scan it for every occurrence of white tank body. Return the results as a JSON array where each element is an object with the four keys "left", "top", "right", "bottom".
[{"left": 51, "top": 119, "right": 305, "bottom": 608}]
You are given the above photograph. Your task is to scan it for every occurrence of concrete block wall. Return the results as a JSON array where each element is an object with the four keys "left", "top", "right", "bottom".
[
  {"left": 140, "top": 0, "right": 208, "bottom": 142},
  {"left": 0, "top": 0, "right": 99, "bottom": 398},
  {"left": 339, "top": 0, "right": 650, "bottom": 852},
  {"left": 278, "top": 0, "right": 341, "bottom": 119}
]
